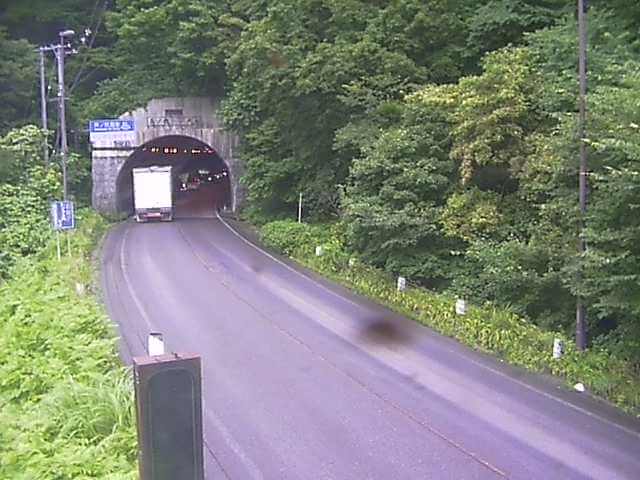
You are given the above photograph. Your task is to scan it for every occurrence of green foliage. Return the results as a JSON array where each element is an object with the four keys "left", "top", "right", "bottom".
[
  {"left": 466, "top": 0, "right": 568, "bottom": 57},
  {"left": 0, "top": 30, "right": 37, "bottom": 134},
  {"left": 343, "top": 93, "right": 458, "bottom": 287},
  {"left": 450, "top": 239, "right": 573, "bottom": 331},
  {"left": 0, "top": 0, "right": 103, "bottom": 44},
  {"left": 81, "top": 0, "right": 247, "bottom": 122},
  {"left": 0, "top": 126, "right": 61, "bottom": 277},
  {"left": 224, "top": 0, "right": 478, "bottom": 220},
  {"left": 260, "top": 219, "right": 344, "bottom": 257},
  {"left": 0, "top": 211, "right": 136, "bottom": 478},
  {"left": 341, "top": 8, "right": 640, "bottom": 354},
  {"left": 261, "top": 219, "right": 640, "bottom": 416},
  {"left": 449, "top": 47, "right": 543, "bottom": 184},
  {"left": 441, "top": 189, "right": 503, "bottom": 243}
]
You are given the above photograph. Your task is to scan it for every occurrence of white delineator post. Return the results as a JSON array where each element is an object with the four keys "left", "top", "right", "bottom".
[
  {"left": 455, "top": 299, "right": 467, "bottom": 315},
  {"left": 148, "top": 332, "right": 165, "bottom": 356},
  {"left": 553, "top": 338, "right": 565, "bottom": 359},
  {"left": 397, "top": 276, "right": 406, "bottom": 292}
]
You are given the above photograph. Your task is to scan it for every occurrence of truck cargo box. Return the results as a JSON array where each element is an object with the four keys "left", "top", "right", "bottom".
[{"left": 132, "top": 166, "right": 173, "bottom": 222}]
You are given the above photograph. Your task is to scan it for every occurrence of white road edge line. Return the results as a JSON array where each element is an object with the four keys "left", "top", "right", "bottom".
[
  {"left": 216, "top": 213, "right": 363, "bottom": 310},
  {"left": 216, "top": 213, "right": 640, "bottom": 440},
  {"left": 119, "top": 225, "right": 154, "bottom": 332}
]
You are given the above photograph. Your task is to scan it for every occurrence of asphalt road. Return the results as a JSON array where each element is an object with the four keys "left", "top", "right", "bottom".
[{"left": 101, "top": 215, "right": 640, "bottom": 480}]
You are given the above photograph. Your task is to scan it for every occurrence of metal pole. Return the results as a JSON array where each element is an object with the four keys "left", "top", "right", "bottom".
[
  {"left": 57, "top": 40, "right": 68, "bottom": 200},
  {"left": 39, "top": 48, "right": 49, "bottom": 165},
  {"left": 56, "top": 231, "right": 61, "bottom": 261},
  {"left": 576, "top": 0, "right": 588, "bottom": 351},
  {"left": 298, "top": 192, "right": 302, "bottom": 223}
]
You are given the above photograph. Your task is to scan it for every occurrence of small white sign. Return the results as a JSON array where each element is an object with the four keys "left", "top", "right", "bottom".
[
  {"left": 315, "top": 246, "right": 324, "bottom": 257},
  {"left": 397, "top": 276, "right": 406, "bottom": 292}
]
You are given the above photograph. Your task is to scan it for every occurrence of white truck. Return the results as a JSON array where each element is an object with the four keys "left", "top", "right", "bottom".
[{"left": 132, "top": 166, "right": 174, "bottom": 222}]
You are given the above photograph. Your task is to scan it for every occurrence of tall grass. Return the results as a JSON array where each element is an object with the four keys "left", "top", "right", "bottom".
[{"left": 0, "top": 211, "right": 136, "bottom": 479}]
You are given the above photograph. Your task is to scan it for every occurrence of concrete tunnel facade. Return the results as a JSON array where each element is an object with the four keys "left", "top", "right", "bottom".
[{"left": 91, "top": 97, "right": 244, "bottom": 216}]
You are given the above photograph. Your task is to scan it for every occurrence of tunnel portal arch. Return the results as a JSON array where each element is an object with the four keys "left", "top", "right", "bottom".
[
  {"left": 91, "top": 97, "right": 244, "bottom": 215},
  {"left": 115, "top": 135, "right": 232, "bottom": 214}
]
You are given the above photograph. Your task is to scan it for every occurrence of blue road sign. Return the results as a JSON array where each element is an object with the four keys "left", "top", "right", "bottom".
[
  {"left": 89, "top": 119, "right": 135, "bottom": 133},
  {"left": 51, "top": 201, "right": 75, "bottom": 231}
]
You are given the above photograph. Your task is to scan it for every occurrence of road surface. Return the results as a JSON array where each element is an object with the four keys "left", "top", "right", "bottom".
[{"left": 101, "top": 216, "right": 640, "bottom": 479}]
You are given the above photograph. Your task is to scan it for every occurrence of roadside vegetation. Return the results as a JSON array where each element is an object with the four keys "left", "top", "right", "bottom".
[
  {"left": 0, "top": 127, "right": 136, "bottom": 478},
  {"left": 0, "top": 210, "right": 136, "bottom": 479},
  {"left": 260, "top": 220, "right": 640, "bottom": 416}
]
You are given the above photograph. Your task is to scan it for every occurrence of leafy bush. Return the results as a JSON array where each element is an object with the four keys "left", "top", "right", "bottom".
[
  {"left": 0, "top": 211, "right": 136, "bottom": 479},
  {"left": 0, "top": 126, "right": 62, "bottom": 278},
  {"left": 260, "top": 220, "right": 344, "bottom": 257},
  {"left": 261, "top": 220, "right": 640, "bottom": 417}
]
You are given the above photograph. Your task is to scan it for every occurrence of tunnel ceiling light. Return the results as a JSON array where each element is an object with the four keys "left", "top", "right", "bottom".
[{"left": 142, "top": 145, "right": 218, "bottom": 155}]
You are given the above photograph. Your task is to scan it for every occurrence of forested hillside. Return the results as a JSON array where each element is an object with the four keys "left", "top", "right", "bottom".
[{"left": 1, "top": 0, "right": 638, "bottom": 371}]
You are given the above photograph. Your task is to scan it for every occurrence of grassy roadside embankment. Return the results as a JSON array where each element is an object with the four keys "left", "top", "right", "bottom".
[
  {"left": 259, "top": 220, "right": 640, "bottom": 418},
  {"left": 0, "top": 211, "right": 136, "bottom": 479}
]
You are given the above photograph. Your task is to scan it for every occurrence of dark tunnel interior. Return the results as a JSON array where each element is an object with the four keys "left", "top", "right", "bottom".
[{"left": 115, "top": 135, "right": 231, "bottom": 218}]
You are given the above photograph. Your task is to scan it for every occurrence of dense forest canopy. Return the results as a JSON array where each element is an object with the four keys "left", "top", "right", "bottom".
[{"left": 0, "top": 1, "right": 639, "bottom": 367}]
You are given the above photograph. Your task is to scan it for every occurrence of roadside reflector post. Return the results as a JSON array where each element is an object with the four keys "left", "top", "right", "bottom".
[
  {"left": 397, "top": 276, "right": 406, "bottom": 292},
  {"left": 133, "top": 353, "right": 204, "bottom": 480},
  {"left": 553, "top": 338, "right": 565, "bottom": 359},
  {"left": 315, "top": 245, "right": 323, "bottom": 257},
  {"left": 455, "top": 299, "right": 467, "bottom": 315},
  {"left": 148, "top": 332, "right": 165, "bottom": 356}
]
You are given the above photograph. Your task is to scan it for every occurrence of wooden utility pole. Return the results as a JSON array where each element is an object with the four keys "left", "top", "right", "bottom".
[
  {"left": 576, "top": 0, "right": 588, "bottom": 351},
  {"left": 56, "top": 38, "right": 69, "bottom": 200},
  {"left": 39, "top": 47, "right": 49, "bottom": 165}
]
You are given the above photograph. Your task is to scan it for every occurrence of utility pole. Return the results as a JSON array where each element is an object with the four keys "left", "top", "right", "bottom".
[
  {"left": 576, "top": 0, "right": 588, "bottom": 351},
  {"left": 56, "top": 33, "right": 71, "bottom": 200},
  {"left": 39, "top": 47, "right": 49, "bottom": 165}
]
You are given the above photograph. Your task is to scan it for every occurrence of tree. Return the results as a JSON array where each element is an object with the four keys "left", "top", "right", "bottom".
[
  {"left": 343, "top": 88, "right": 458, "bottom": 287},
  {"left": 0, "top": 29, "right": 37, "bottom": 134}
]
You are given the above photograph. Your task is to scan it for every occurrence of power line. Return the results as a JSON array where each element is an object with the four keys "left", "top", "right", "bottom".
[{"left": 69, "top": 0, "right": 108, "bottom": 94}]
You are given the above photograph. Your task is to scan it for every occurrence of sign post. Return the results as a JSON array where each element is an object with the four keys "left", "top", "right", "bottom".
[
  {"left": 50, "top": 200, "right": 76, "bottom": 259},
  {"left": 56, "top": 231, "right": 61, "bottom": 261}
]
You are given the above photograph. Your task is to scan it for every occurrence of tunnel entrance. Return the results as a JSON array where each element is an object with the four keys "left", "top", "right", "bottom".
[{"left": 115, "top": 135, "right": 231, "bottom": 218}]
